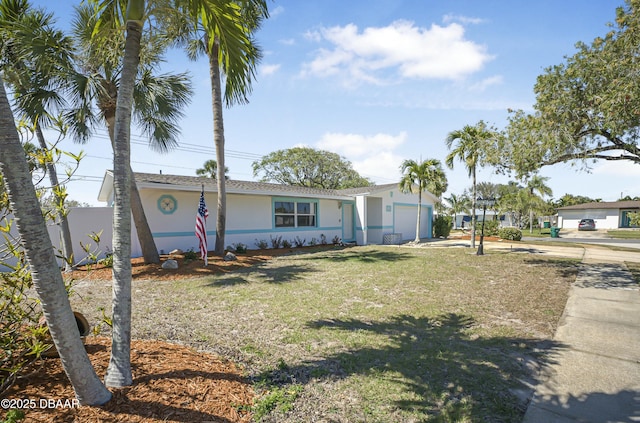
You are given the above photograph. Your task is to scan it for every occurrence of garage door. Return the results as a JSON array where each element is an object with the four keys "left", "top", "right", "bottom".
[{"left": 394, "top": 205, "right": 430, "bottom": 241}]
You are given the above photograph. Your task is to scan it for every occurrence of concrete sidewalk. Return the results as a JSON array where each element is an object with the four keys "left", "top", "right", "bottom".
[{"left": 522, "top": 261, "right": 640, "bottom": 422}]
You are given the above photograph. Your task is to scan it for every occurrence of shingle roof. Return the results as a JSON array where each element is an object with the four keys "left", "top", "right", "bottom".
[
  {"left": 132, "top": 172, "right": 352, "bottom": 199},
  {"left": 338, "top": 183, "right": 399, "bottom": 195},
  {"left": 558, "top": 201, "right": 640, "bottom": 210}
]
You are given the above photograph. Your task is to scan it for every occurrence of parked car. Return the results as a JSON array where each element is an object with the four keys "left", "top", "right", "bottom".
[{"left": 578, "top": 218, "right": 596, "bottom": 231}]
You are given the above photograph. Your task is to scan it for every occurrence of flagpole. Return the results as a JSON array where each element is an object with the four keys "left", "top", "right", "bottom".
[
  {"left": 202, "top": 184, "right": 207, "bottom": 267},
  {"left": 196, "top": 184, "right": 209, "bottom": 267}
]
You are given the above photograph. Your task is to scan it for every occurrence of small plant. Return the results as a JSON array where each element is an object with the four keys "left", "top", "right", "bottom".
[
  {"left": 309, "top": 237, "right": 318, "bottom": 246},
  {"left": 2, "top": 409, "right": 25, "bottom": 423},
  {"left": 255, "top": 239, "right": 269, "bottom": 250},
  {"left": 270, "top": 235, "right": 283, "bottom": 249},
  {"left": 320, "top": 234, "right": 327, "bottom": 245},
  {"left": 252, "top": 384, "right": 303, "bottom": 421},
  {"left": 98, "top": 252, "right": 113, "bottom": 268},
  {"left": 332, "top": 235, "right": 341, "bottom": 245},
  {"left": 498, "top": 227, "right": 522, "bottom": 241},
  {"left": 183, "top": 248, "right": 198, "bottom": 261},
  {"left": 293, "top": 236, "right": 306, "bottom": 247},
  {"left": 228, "top": 243, "right": 247, "bottom": 254},
  {"left": 282, "top": 239, "right": 292, "bottom": 249}
]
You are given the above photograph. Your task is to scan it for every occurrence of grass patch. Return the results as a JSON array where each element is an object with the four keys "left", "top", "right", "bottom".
[
  {"left": 71, "top": 245, "right": 578, "bottom": 422},
  {"left": 608, "top": 230, "right": 640, "bottom": 239}
]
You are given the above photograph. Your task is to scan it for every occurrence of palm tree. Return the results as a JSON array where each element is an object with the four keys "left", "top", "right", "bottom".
[
  {"left": 88, "top": 0, "right": 146, "bottom": 388},
  {"left": 445, "top": 121, "right": 495, "bottom": 248},
  {"left": 196, "top": 159, "right": 229, "bottom": 179},
  {"left": 66, "top": 2, "right": 193, "bottom": 265},
  {"left": 399, "top": 158, "right": 448, "bottom": 243},
  {"left": 169, "top": 0, "right": 268, "bottom": 255},
  {"left": 0, "top": 78, "right": 112, "bottom": 405},
  {"left": 0, "top": 0, "right": 76, "bottom": 271},
  {"left": 526, "top": 174, "right": 553, "bottom": 233},
  {"left": 445, "top": 193, "right": 470, "bottom": 229}
]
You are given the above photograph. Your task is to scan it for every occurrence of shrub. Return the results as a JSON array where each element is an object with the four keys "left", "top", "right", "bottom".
[
  {"left": 332, "top": 235, "right": 341, "bottom": 245},
  {"left": 320, "top": 234, "right": 327, "bottom": 245},
  {"left": 183, "top": 248, "right": 198, "bottom": 261},
  {"left": 270, "top": 235, "right": 283, "bottom": 249},
  {"left": 475, "top": 219, "right": 500, "bottom": 236},
  {"left": 433, "top": 215, "right": 452, "bottom": 238},
  {"left": 309, "top": 237, "right": 318, "bottom": 246},
  {"left": 498, "top": 227, "right": 522, "bottom": 241},
  {"left": 228, "top": 243, "right": 247, "bottom": 254},
  {"left": 254, "top": 239, "right": 268, "bottom": 249},
  {"left": 293, "top": 236, "right": 306, "bottom": 247},
  {"left": 282, "top": 239, "right": 292, "bottom": 249}
]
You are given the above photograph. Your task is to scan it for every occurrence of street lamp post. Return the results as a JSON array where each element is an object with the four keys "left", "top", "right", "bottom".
[{"left": 476, "top": 197, "right": 496, "bottom": 256}]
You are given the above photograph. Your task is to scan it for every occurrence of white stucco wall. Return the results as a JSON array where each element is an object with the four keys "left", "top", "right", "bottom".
[{"left": 141, "top": 189, "right": 344, "bottom": 252}]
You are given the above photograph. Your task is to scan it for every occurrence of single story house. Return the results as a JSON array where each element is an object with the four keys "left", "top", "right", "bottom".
[
  {"left": 97, "top": 171, "right": 438, "bottom": 256},
  {"left": 557, "top": 201, "right": 640, "bottom": 229}
]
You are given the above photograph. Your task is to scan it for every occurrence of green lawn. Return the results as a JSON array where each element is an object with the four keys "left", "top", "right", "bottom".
[
  {"left": 72, "top": 245, "right": 579, "bottom": 422},
  {"left": 607, "top": 229, "right": 640, "bottom": 239}
]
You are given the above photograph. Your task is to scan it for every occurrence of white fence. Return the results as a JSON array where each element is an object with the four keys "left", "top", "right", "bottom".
[{"left": 1, "top": 207, "right": 119, "bottom": 271}]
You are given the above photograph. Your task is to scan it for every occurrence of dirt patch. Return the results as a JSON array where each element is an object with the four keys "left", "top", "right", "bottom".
[{"left": 4, "top": 337, "right": 252, "bottom": 422}]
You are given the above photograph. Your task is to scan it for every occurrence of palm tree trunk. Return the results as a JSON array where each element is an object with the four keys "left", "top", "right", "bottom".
[
  {"left": 130, "top": 178, "right": 159, "bottom": 262},
  {"left": 105, "top": 16, "right": 142, "bottom": 388},
  {"left": 0, "top": 80, "right": 111, "bottom": 405},
  {"left": 471, "top": 167, "right": 477, "bottom": 249},
  {"left": 209, "top": 40, "right": 226, "bottom": 256},
  {"left": 414, "top": 191, "right": 422, "bottom": 243},
  {"left": 34, "top": 124, "right": 75, "bottom": 271},
  {"left": 105, "top": 115, "right": 159, "bottom": 264}
]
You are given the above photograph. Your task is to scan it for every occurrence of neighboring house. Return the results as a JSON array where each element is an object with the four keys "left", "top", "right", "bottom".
[
  {"left": 96, "top": 171, "right": 438, "bottom": 256},
  {"left": 557, "top": 201, "right": 640, "bottom": 229},
  {"left": 454, "top": 210, "right": 509, "bottom": 229}
]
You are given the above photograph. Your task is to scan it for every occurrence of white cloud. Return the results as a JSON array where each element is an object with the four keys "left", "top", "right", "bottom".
[
  {"left": 271, "top": 5, "right": 284, "bottom": 18},
  {"left": 352, "top": 151, "right": 406, "bottom": 183},
  {"left": 301, "top": 20, "right": 493, "bottom": 86},
  {"left": 316, "top": 132, "right": 407, "bottom": 157},
  {"left": 469, "top": 75, "right": 503, "bottom": 92},
  {"left": 260, "top": 63, "right": 281, "bottom": 76},
  {"left": 443, "top": 14, "right": 485, "bottom": 25},
  {"left": 592, "top": 158, "right": 640, "bottom": 177},
  {"left": 279, "top": 38, "right": 295, "bottom": 46},
  {"left": 314, "top": 132, "right": 408, "bottom": 183}
]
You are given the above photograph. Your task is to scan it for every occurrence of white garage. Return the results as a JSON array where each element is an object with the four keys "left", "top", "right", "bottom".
[{"left": 394, "top": 204, "right": 431, "bottom": 241}]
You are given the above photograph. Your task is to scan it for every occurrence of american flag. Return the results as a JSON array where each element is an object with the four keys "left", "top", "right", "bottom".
[{"left": 195, "top": 189, "right": 209, "bottom": 265}]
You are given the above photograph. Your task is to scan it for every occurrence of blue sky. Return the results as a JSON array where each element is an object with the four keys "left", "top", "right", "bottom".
[{"left": 29, "top": 0, "right": 636, "bottom": 205}]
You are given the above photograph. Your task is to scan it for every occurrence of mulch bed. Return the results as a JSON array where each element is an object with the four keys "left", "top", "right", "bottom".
[{"left": 4, "top": 337, "right": 253, "bottom": 422}]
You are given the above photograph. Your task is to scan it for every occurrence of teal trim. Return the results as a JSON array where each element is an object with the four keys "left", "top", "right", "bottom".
[
  {"left": 157, "top": 194, "right": 177, "bottom": 215},
  {"left": 271, "top": 196, "right": 319, "bottom": 230},
  {"left": 152, "top": 226, "right": 342, "bottom": 238}
]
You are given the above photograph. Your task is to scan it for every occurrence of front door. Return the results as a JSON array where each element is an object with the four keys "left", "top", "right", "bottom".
[{"left": 342, "top": 203, "right": 355, "bottom": 242}]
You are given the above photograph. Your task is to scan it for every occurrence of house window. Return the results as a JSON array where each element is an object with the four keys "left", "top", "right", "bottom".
[{"left": 274, "top": 200, "right": 316, "bottom": 228}]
